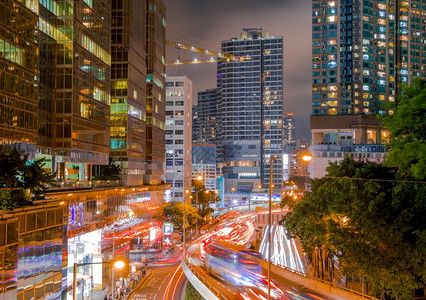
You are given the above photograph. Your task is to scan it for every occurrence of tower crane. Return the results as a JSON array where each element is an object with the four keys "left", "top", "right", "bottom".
[{"left": 166, "top": 40, "right": 250, "bottom": 66}]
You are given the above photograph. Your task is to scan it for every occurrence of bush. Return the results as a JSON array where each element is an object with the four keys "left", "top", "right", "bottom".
[
  {"left": 185, "top": 282, "right": 203, "bottom": 300},
  {"left": 0, "top": 189, "right": 16, "bottom": 211}
]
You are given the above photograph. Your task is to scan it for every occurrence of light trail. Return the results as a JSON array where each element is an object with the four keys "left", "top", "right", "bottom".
[
  {"left": 163, "top": 264, "right": 182, "bottom": 300},
  {"left": 259, "top": 225, "right": 307, "bottom": 274}
]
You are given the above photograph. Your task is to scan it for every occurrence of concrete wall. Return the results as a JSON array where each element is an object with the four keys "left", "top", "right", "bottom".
[{"left": 259, "top": 260, "right": 378, "bottom": 300}]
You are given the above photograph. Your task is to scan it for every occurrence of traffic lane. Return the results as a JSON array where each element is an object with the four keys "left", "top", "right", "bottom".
[
  {"left": 130, "top": 263, "right": 180, "bottom": 300},
  {"left": 162, "top": 264, "right": 187, "bottom": 300},
  {"left": 187, "top": 245, "right": 241, "bottom": 300},
  {"left": 269, "top": 271, "right": 329, "bottom": 300},
  {"left": 188, "top": 244, "right": 328, "bottom": 300}
]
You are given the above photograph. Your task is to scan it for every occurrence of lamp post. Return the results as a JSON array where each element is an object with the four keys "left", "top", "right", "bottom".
[
  {"left": 73, "top": 260, "right": 125, "bottom": 300},
  {"left": 268, "top": 155, "right": 276, "bottom": 300},
  {"left": 184, "top": 189, "right": 190, "bottom": 256},
  {"left": 195, "top": 175, "right": 203, "bottom": 235}
]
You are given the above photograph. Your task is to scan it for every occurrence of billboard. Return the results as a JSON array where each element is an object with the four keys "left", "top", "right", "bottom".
[{"left": 162, "top": 223, "right": 173, "bottom": 247}]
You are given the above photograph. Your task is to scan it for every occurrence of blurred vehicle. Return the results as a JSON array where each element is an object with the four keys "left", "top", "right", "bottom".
[
  {"left": 203, "top": 241, "right": 264, "bottom": 286},
  {"left": 217, "top": 210, "right": 240, "bottom": 223},
  {"left": 239, "top": 285, "right": 284, "bottom": 300}
]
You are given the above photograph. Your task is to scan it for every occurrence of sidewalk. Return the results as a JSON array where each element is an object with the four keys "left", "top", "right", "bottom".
[{"left": 124, "top": 268, "right": 154, "bottom": 300}]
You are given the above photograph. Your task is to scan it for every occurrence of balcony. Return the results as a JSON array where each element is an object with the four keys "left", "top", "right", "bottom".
[
  {"left": 46, "top": 180, "right": 122, "bottom": 191},
  {"left": 312, "top": 144, "right": 387, "bottom": 160}
]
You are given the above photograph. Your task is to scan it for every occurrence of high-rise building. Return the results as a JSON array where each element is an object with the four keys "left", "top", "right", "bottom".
[
  {"left": 145, "top": 0, "right": 166, "bottom": 185},
  {"left": 217, "top": 28, "right": 284, "bottom": 192},
  {"left": 192, "top": 104, "right": 199, "bottom": 143},
  {"left": 192, "top": 88, "right": 219, "bottom": 145},
  {"left": 192, "top": 144, "right": 217, "bottom": 192},
  {"left": 0, "top": 1, "right": 39, "bottom": 158},
  {"left": 283, "top": 113, "right": 296, "bottom": 152},
  {"left": 37, "top": 0, "right": 112, "bottom": 180},
  {"left": 310, "top": 0, "right": 425, "bottom": 177},
  {"left": 110, "top": 0, "right": 147, "bottom": 185},
  {"left": 165, "top": 76, "right": 192, "bottom": 202}
]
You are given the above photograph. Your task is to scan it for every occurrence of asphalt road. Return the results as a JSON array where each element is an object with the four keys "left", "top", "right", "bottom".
[
  {"left": 187, "top": 243, "right": 330, "bottom": 300},
  {"left": 129, "top": 263, "right": 187, "bottom": 300}
]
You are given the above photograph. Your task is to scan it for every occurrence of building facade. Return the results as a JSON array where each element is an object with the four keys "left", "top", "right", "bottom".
[
  {"left": 192, "top": 144, "right": 217, "bottom": 192},
  {"left": 217, "top": 28, "right": 284, "bottom": 193},
  {"left": 110, "top": 0, "right": 147, "bottom": 185},
  {"left": 310, "top": 0, "right": 425, "bottom": 177},
  {"left": 0, "top": 1, "right": 39, "bottom": 158},
  {"left": 144, "top": 0, "right": 166, "bottom": 185},
  {"left": 283, "top": 113, "right": 296, "bottom": 152},
  {"left": 37, "top": 0, "right": 112, "bottom": 181},
  {"left": 192, "top": 88, "right": 219, "bottom": 145},
  {"left": 165, "top": 76, "right": 192, "bottom": 202}
]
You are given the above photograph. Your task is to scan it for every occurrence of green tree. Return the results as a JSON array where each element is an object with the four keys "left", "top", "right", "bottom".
[
  {"left": 159, "top": 202, "right": 199, "bottom": 230},
  {"left": 282, "top": 157, "right": 426, "bottom": 299},
  {"left": 21, "top": 157, "right": 57, "bottom": 200},
  {"left": 191, "top": 180, "right": 221, "bottom": 225},
  {"left": 0, "top": 146, "right": 56, "bottom": 206},
  {"left": 93, "top": 157, "right": 122, "bottom": 180},
  {"left": 0, "top": 146, "right": 26, "bottom": 188},
  {"left": 380, "top": 78, "right": 426, "bottom": 180},
  {"left": 0, "top": 189, "right": 15, "bottom": 211}
]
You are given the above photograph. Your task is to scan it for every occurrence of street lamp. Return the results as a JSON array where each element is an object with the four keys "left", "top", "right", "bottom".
[
  {"left": 301, "top": 153, "right": 313, "bottom": 162},
  {"left": 73, "top": 260, "right": 125, "bottom": 300},
  {"left": 301, "top": 152, "right": 313, "bottom": 192},
  {"left": 268, "top": 155, "right": 277, "bottom": 300}
]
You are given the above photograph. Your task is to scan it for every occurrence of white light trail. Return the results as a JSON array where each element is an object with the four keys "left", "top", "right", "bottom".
[{"left": 259, "top": 225, "right": 307, "bottom": 274}]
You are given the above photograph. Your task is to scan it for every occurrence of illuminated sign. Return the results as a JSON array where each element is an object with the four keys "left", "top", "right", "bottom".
[
  {"left": 250, "top": 193, "right": 281, "bottom": 202},
  {"left": 164, "top": 189, "right": 171, "bottom": 203},
  {"left": 163, "top": 222, "right": 173, "bottom": 247}
]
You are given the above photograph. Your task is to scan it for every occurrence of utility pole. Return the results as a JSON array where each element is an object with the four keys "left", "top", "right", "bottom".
[{"left": 268, "top": 155, "right": 275, "bottom": 300}]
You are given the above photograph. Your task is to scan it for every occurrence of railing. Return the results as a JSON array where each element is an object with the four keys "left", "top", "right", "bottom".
[
  {"left": 260, "top": 259, "right": 378, "bottom": 300},
  {"left": 47, "top": 180, "right": 122, "bottom": 190},
  {"left": 182, "top": 245, "right": 227, "bottom": 300}
]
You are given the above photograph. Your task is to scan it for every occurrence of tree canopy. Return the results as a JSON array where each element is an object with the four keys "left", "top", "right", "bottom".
[
  {"left": 191, "top": 180, "right": 221, "bottom": 225},
  {"left": 282, "top": 81, "right": 426, "bottom": 299},
  {"left": 282, "top": 157, "right": 425, "bottom": 299},
  {"left": 380, "top": 78, "right": 426, "bottom": 180},
  {"left": 0, "top": 146, "right": 56, "bottom": 210},
  {"left": 93, "top": 157, "right": 122, "bottom": 181},
  {"left": 159, "top": 201, "right": 199, "bottom": 230}
]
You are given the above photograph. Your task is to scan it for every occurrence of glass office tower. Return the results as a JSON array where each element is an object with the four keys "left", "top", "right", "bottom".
[
  {"left": 310, "top": 0, "right": 425, "bottom": 177},
  {"left": 110, "top": 0, "right": 147, "bottom": 185},
  {"left": 145, "top": 0, "right": 166, "bottom": 185},
  {"left": 0, "top": 0, "right": 39, "bottom": 158},
  {"left": 193, "top": 88, "right": 219, "bottom": 145},
  {"left": 37, "top": 0, "right": 111, "bottom": 180},
  {"left": 217, "top": 28, "right": 284, "bottom": 193}
]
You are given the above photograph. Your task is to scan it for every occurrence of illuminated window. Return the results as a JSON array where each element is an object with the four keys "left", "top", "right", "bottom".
[
  {"left": 113, "top": 81, "right": 128, "bottom": 89},
  {"left": 381, "top": 130, "right": 390, "bottom": 143},
  {"left": 367, "top": 130, "right": 376, "bottom": 144}
]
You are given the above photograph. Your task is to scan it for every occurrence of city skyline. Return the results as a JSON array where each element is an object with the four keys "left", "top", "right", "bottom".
[{"left": 164, "top": 0, "right": 312, "bottom": 139}]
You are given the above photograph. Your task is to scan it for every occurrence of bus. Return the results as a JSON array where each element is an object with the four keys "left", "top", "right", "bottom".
[{"left": 203, "top": 241, "right": 264, "bottom": 286}]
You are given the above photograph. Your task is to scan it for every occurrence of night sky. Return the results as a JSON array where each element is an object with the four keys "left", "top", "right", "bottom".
[{"left": 164, "top": 0, "right": 312, "bottom": 139}]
